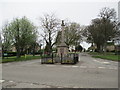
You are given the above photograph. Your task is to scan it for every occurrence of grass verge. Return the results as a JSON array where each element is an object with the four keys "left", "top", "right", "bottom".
[
  {"left": 89, "top": 52, "right": 120, "bottom": 61},
  {"left": 1, "top": 55, "right": 41, "bottom": 63}
]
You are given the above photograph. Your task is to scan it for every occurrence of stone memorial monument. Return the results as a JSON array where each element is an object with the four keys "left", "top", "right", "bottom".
[{"left": 57, "top": 20, "right": 68, "bottom": 57}]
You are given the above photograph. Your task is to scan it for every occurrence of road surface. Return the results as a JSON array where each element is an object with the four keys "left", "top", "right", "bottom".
[{"left": 2, "top": 53, "right": 118, "bottom": 88}]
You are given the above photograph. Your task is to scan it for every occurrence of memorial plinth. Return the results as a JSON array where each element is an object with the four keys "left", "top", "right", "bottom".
[{"left": 57, "top": 20, "right": 68, "bottom": 57}]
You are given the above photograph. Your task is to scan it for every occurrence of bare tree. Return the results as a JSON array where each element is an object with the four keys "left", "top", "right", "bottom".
[
  {"left": 85, "top": 18, "right": 105, "bottom": 52},
  {"left": 84, "top": 7, "right": 118, "bottom": 53},
  {"left": 40, "top": 13, "right": 60, "bottom": 54},
  {"left": 98, "top": 7, "right": 117, "bottom": 53}
]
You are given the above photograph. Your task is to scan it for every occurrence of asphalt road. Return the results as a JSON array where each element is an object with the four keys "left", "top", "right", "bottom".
[{"left": 1, "top": 53, "right": 118, "bottom": 88}]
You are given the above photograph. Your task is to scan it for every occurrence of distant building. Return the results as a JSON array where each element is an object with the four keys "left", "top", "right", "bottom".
[
  {"left": 106, "top": 42, "right": 115, "bottom": 52},
  {"left": 11, "top": 46, "right": 16, "bottom": 52},
  {"left": 113, "top": 37, "right": 120, "bottom": 52},
  {"left": 88, "top": 41, "right": 116, "bottom": 52}
]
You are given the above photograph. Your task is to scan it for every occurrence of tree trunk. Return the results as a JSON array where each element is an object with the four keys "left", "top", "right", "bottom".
[
  {"left": 33, "top": 44, "right": 35, "bottom": 56},
  {"left": 97, "top": 44, "right": 100, "bottom": 52},
  {"left": 33, "top": 47, "right": 35, "bottom": 56},
  {"left": 2, "top": 48, "right": 4, "bottom": 59},
  {"left": 48, "top": 45, "right": 52, "bottom": 56},
  {"left": 16, "top": 19, "right": 21, "bottom": 58},
  {"left": 16, "top": 46, "right": 21, "bottom": 58},
  {"left": 104, "top": 42, "right": 107, "bottom": 55}
]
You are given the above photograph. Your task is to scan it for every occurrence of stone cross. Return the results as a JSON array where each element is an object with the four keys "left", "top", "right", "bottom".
[
  {"left": 57, "top": 20, "right": 68, "bottom": 57},
  {"left": 61, "top": 20, "right": 65, "bottom": 44}
]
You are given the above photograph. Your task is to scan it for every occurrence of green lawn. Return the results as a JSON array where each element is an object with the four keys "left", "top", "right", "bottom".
[
  {"left": 89, "top": 52, "right": 120, "bottom": 61},
  {"left": 1, "top": 55, "right": 41, "bottom": 63}
]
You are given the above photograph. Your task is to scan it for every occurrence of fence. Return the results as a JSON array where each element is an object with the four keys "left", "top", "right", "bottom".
[{"left": 41, "top": 53, "right": 79, "bottom": 64}]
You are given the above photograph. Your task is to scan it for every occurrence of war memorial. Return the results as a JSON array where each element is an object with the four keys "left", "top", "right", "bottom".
[{"left": 41, "top": 20, "right": 79, "bottom": 64}]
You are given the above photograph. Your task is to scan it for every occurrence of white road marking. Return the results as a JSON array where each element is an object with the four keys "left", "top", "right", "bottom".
[
  {"left": 9, "top": 81, "right": 14, "bottom": 83},
  {"left": 43, "top": 63, "right": 118, "bottom": 70},
  {"left": 58, "top": 87, "right": 63, "bottom": 88},
  {"left": 46, "top": 65, "right": 56, "bottom": 67},
  {"left": 93, "top": 59, "right": 101, "bottom": 63},
  {"left": 0, "top": 80, "right": 5, "bottom": 83},
  {"left": 79, "top": 66, "right": 87, "bottom": 68},
  {"left": 109, "top": 67, "right": 117, "bottom": 70},
  {"left": 103, "top": 62, "right": 110, "bottom": 64},
  {"left": 30, "top": 83, "right": 33, "bottom": 85},
  {"left": 73, "top": 86, "right": 79, "bottom": 88},
  {"left": 72, "top": 66, "right": 79, "bottom": 68},
  {"left": 62, "top": 66, "right": 72, "bottom": 67},
  {"left": 46, "top": 86, "right": 51, "bottom": 88},
  {"left": 94, "top": 59, "right": 111, "bottom": 64},
  {"left": 98, "top": 67, "right": 105, "bottom": 69}
]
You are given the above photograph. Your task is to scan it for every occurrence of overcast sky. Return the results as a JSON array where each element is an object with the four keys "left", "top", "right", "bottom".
[{"left": 0, "top": 0, "right": 119, "bottom": 49}]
